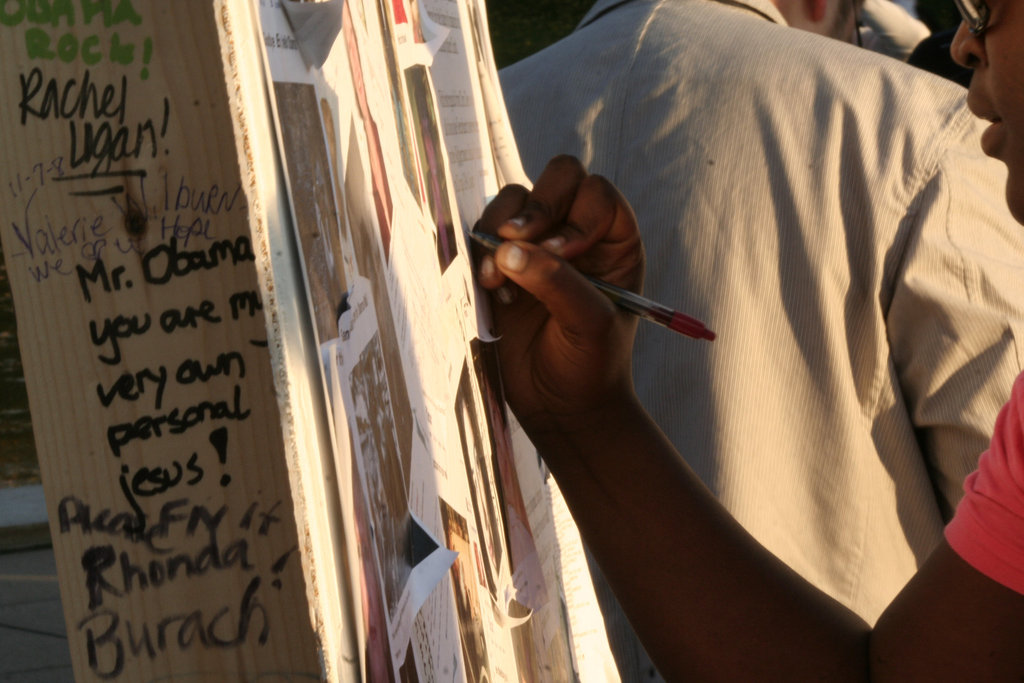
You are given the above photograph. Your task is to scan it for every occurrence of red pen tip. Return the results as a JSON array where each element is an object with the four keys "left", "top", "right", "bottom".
[{"left": 669, "top": 313, "right": 715, "bottom": 341}]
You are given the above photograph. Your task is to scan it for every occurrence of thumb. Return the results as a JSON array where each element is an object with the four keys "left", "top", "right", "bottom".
[{"left": 495, "top": 240, "right": 618, "bottom": 340}]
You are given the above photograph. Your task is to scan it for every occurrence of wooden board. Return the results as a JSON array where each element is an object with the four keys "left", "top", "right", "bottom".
[{"left": 0, "top": 2, "right": 338, "bottom": 679}]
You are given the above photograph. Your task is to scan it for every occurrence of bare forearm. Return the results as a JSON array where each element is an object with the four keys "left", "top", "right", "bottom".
[{"left": 527, "top": 395, "right": 872, "bottom": 682}]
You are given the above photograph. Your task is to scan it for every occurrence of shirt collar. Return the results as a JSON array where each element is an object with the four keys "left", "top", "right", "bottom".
[{"left": 578, "top": 0, "right": 789, "bottom": 30}]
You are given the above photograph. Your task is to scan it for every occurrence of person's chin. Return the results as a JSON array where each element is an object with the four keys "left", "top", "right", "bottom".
[
  {"left": 1006, "top": 181, "right": 1024, "bottom": 227},
  {"left": 981, "top": 120, "right": 1005, "bottom": 159},
  {"left": 1001, "top": 145, "right": 1024, "bottom": 226}
]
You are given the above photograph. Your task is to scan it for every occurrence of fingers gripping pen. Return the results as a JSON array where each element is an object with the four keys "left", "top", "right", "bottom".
[{"left": 467, "top": 230, "right": 715, "bottom": 341}]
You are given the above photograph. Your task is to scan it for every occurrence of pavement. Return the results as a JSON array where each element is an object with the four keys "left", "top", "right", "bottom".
[{"left": 0, "top": 485, "right": 74, "bottom": 682}]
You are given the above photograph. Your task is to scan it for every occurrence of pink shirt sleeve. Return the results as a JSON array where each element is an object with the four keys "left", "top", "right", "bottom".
[{"left": 945, "top": 371, "right": 1024, "bottom": 596}]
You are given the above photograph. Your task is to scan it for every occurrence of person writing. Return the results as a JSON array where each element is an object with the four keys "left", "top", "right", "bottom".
[
  {"left": 472, "top": 2, "right": 1024, "bottom": 678},
  {"left": 501, "top": 10, "right": 1024, "bottom": 681}
]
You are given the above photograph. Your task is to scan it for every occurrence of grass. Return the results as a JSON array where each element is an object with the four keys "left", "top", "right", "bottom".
[{"left": 484, "top": 0, "right": 592, "bottom": 68}]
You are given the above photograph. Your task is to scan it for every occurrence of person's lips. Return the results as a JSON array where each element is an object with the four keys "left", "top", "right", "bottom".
[
  {"left": 980, "top": 116, "right": 1005, "bottom": 159},
  {"left": 966, "top": 83, "right": 1002, "bottom": 158}
]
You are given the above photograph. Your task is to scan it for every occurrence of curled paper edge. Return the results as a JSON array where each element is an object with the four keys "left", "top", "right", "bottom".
[{"left": 280, "top": 0, "right": 344, "bottom": 69}]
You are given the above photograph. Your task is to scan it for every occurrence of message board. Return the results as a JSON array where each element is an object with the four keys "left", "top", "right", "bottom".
[
  {"left": 259, "top": 0, "right": 618, "bottom": 679},
  {"left": 1, "top": 0, "right": 619, "bottom": 680},
  {"left": 0, "top": 2, "right": 324, "bottom": 679}
]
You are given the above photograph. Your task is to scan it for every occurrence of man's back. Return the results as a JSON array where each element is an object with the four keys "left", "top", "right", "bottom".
[{"left": 500, "top": 0, "right": 1024, "bottom": 674}]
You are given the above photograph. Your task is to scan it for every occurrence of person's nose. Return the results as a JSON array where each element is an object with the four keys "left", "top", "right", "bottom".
[{"left": 950, "top": 20, "right": 985, "bottom": 70}]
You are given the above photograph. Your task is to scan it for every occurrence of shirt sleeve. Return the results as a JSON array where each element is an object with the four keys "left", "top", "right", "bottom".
[
  {"left": 888, "top": 120, "right": 1024, "bottom": 521},
  {"left": 945, "top": 371, "right": 1024, "bottom": 596}
]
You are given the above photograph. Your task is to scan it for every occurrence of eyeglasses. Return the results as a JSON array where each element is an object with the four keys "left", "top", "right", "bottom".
[{"left": 954, "top": 0, "right": 990, "bottom": 34}]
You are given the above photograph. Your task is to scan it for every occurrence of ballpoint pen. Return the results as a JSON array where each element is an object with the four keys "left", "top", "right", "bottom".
[{"left": 466, "top": 230, "right": 715, "bottom": 341}]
